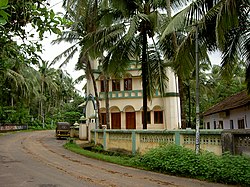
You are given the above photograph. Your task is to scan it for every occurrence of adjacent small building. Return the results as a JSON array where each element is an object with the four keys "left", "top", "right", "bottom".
[
  {"left": 203, "top": 90, "right": 250, "bottom": 130},
  {"left": 85, "top": 60, "right": 181, "bottom": 130}
]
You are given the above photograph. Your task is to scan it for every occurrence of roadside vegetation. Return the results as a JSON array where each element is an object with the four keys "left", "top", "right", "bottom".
[
  {"left": 1, "top": 0, "right": 249, "bottom": 130},
  {"left": 64, "top": 141, "right": 250, "bottom": 186},
  {"left": 0, "top": 0, "right": 84, "bottom": 130}
]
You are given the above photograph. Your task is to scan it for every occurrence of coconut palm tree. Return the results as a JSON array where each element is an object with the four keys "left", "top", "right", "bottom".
[
  {"left": 52, "top": 0, "right": 107, "bottom": 128},
  {"left": 162, "top": 0, "right": 249, "bottom": 90},
  {"left": 101, "top": 0, "right": 170, "bottom": 129},
  {"left": 36, "top": 61, "right": 59, "bottom": 127},
  {"left": 161, "top": 0, "right": 215, "bottom": 128}
]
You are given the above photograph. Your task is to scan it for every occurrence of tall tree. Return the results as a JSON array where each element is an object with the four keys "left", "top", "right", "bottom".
[
  {"left": 53, "top": 0, "right": 105, "bottom": 128},
  {"left": 102, "top": 0, "right": 169, "bottom": 129},
  {"left": 162, "top": 0, "right": 249, "bottom": 91},
  {"left": 161, "top": 0, "right": 211, "bottom": 128},
  {"left": 37, "top": 61, "right": 59, "bottom": 127}
]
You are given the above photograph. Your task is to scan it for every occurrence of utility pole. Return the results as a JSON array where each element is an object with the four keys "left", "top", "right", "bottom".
[{"left": 195, "top": 25, "right": 200, "bottom": 154}]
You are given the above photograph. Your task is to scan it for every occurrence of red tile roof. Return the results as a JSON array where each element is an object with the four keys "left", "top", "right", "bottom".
[{"left": 203, "top": 90, "right": 250, "bottom": 116}]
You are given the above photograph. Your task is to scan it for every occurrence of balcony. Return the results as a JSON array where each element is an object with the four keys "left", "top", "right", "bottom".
[
  {"left": 99, "top": 90, "right": 178, "bottom": 100},
  {"left": 99, "top": 90, "right": 143, "bottom": 99}
]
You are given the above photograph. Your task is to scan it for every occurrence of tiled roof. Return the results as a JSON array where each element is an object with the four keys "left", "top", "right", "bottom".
[{"left": 203, "top": 90, "right": 250, "bottom": 116}]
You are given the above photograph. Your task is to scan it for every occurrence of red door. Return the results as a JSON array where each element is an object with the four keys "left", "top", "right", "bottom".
[
  {"left": 111, "top": 113, "right": 121, "bottom": 129},
  {"left": 126, "top": 112, "right": 136, "bottom": 129}
]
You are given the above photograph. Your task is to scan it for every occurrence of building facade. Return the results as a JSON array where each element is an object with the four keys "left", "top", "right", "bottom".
[
  {"left": 85, "top": 60, "right": 181, "bottom": 130},
  {"left": 203, "top": 91, "right": 250, "bottom": 130}
]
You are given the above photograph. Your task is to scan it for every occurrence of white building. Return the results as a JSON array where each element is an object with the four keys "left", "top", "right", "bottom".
[
  {"left": 203, "top": 90, "right": 250, "bottom": 130},
  {"left": 85, "top": 60, "right": 181, "bottom": 130}
]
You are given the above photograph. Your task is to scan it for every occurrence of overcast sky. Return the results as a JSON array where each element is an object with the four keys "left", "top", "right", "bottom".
[{"left": 40, "top": 0, "right": 85, "bottom": 95}]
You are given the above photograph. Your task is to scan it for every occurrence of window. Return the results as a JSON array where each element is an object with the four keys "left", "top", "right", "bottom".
[
  {"left": 154, "top": 111, "right": 163, "bottom": 124},
  {"left": 101, "top": 113, "right": 106, "bottom": 125},
  {"left": 207, "top": 122, "right": 210, "bottom": 129},
  {"left": 124, "top": 78, "right": 132, "bottom": 90},
  {"left": 142, "top": 111, "right": 151, "bottom": 124},
  {"left": 230, "top": 120, "right": 234, "bottom": 129},
  {"left": 238, "top": 119, "right": 245, "bottom": 129},
  {"left": 219, "top": 121, "right": 223, "bottom": 129},
  {"left": 214, "top": 121, "right": 216, "bottom": 129},
  {"left": 100, "top": 80, "right": 105, "bottom": 92},
  {"left": 112, "top": 79, "right": 120, "bottom": 91}
]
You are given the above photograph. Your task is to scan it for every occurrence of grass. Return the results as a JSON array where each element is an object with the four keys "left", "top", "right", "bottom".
[
  {"left": 0, "top": 129, "right": 45, "bottom": 136},
  {"left": 63, "top": 141, "right": 146, "bottom": 169},
  {"left": 64, "top": 141, "right": 250, "bottom": 186},
  {"left": 0, "top": 130, "right": 27, "bottom": 136}
]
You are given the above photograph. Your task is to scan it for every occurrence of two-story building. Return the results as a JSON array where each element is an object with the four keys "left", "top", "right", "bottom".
[{"left": 85, "top": 60, "right": 181, "bottom": 130}]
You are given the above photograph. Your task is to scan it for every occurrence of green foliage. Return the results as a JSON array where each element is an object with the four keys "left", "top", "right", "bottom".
[
  {"left": 58, "top": 111, "right": 82, "bottom": 125},
  {"left": 64, "top": 142, "right": 250, "bottom": 185},
  {"left": 139, "top": 145, "right": 250, "bottom": 185},
  {"left": 0, "top": 0, "right": 82, "bottom": 130},
  {"left": 185, "top": 64, "right": 246, "bottom": 128},
  {"left": 64, "top": 142, "right": 134, "bottom": 166},
  {"left": 139, "top": 144, "right": 198, "bottom": 175},
  {"left": 0, "top": 0, "right": 9, "bottom": 25},
  {"left": 28, "top": 118, "right": 43, "bottom": 130},
  {"left": 0, "top": 106, "right": 30, "bottom": 124}
]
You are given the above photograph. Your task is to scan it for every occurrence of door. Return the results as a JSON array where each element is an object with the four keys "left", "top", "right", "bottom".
[
  {"left": 111, "top": 113, "right": 121, "bottom": 129},
  {"left": 126, "top": 112, "right": 136, "bottom": 129}
]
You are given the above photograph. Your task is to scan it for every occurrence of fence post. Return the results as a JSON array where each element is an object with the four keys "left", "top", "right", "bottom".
[
  {"left": 103, "top": 129, "right": 107, "bottom": 150},
  {"left": 175, "top": 131, "right": 180, "bottom": 145},
  {"left": 132, "top": 131, "right": 136, "bottom": 155}
]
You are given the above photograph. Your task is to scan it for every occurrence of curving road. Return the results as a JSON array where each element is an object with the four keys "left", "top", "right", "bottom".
[{"left": 0, "top": 131, "right": 236, "bottom": 187}]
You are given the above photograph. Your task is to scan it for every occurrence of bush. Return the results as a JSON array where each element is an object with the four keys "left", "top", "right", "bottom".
[
  {"left": 139, "top": 144, "right": 250, "bottom": 186},
  {"left": 56, "top": 111, "right": 81, "bottom": 125},
  {"left": 0, "top": 106, "right": 31, "bottom": 124},
  {"left": 215, "top": 153, "right": 250, "bottom": 185},
  {"left": 28, "top": 119, "right": 43, "bottom": 130}
]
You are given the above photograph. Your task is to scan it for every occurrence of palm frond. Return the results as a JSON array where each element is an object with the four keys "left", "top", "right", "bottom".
[
  {"left": 51, "top": 31, "right": 82, "bottom": 44},
  {"left": 51, "top": 43, "right": 79, "bottom": 67},
  {"left": 161, "top": 7, "right": 188, "bottom": 39},
  {"left": 74, "top": 74, "right": 86, "bottom": 84},
  {"left": 246, "top": 63, "right": 250, "bottom": 93}
]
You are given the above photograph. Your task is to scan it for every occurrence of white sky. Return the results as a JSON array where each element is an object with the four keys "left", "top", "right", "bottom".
[{"left": 40, "top": 0, "right": 85, "bottom": 95}]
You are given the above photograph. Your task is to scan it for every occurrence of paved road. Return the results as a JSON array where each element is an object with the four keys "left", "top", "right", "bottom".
[{"left": 0, "top": 131, "right": 236, "bottom": 187}]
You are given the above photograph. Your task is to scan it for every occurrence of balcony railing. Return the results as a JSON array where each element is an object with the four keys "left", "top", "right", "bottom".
[
  {"left": 99, "top": 90, "right": 179, "bottom": 99},
  {"left": 99, "top": 90, "right": 143, "bottom": 99}
]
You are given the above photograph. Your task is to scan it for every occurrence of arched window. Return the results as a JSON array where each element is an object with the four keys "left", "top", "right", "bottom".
[{"left": 153, "top": 106, "right": 163, "bottom": 124}]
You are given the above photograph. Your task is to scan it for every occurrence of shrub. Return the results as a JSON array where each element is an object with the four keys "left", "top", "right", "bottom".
[
  {"left": 139, "top": 144, "right": 250, "bottom": 186},
  {"left": 215, "top": 153, "right": 250, "bottom": 185},
  {"left": 140, "top": 145, "right": 199, "bottom": 176},
  {"left": 28, "top": 119, "right": 43, "bottom": 130}
]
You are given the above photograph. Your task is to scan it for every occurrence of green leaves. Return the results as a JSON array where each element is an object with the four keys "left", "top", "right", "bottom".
[
  {"left": 139, "top": 144, "right": 250, "bottom": 185},
  {"left": 51, "top": 27, "right": 62, "bottom": 35},
  {"left": 0, "top": 0, "right": 8, "bottom": 7},
  {"left": 0, "top": 0, "right": 9, "bottom": 25}
]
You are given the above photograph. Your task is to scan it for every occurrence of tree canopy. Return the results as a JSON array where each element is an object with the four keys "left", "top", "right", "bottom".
[
  {"left": 0, "top": 0, "right": 83, "bottom": 128},
  {"left": 1, "top": 0, "right": 248, "bottom": 129}
]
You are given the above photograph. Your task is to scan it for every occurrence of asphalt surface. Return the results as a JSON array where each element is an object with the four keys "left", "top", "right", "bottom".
[{"left": 0, "top": 130, "right": 237, "bottom": 187}]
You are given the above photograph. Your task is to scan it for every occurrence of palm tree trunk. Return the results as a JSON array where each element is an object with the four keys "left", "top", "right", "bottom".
[
  {"left": 142, "top": 28, "right": 148, "bottom": 129},
  {"left": 188, "top": 82, "right": 191, "bottom": 128},
  {"left": 40, "top": 79, "right": 45, "bottom": 128},
  {"left": 87, "top": 59, "right": 102, "bottom": 129},
  {"left": 104, "top": 76, "right": 110, "bottom": 129},
  {"left": 178, "top": 77, "right": 186, "bottom": 128}
]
